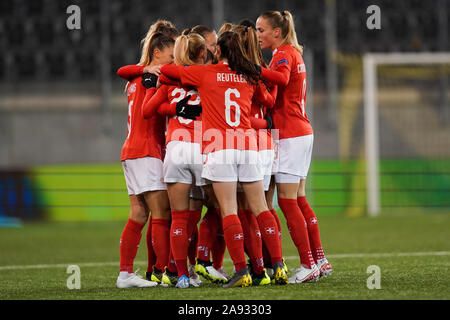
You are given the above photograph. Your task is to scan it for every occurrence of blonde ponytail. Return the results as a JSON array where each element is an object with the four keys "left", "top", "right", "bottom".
[
  {"left": 259, "top": 10, "right": 303, "bottom": 55},
  {"left": 281, "top": 11, "right": 303, "bottom": 55},
  {"left": 174, "top": 35, "right": 191, "bottom": 65},
  {"left": 174, "top": 33, "right": 206, "bottom": 66}
]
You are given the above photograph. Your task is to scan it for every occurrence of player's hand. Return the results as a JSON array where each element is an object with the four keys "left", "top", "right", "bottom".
[
  {"left": 142, "top": 73, "right": 158, "bottom": 89},
  {"left": 143, "top": 65, "right": 161, "bottom": 76},
  {"left": 176, "top": 95, "right": 202, "bottom": 120},
  {"left": 264, "top": 113, "right": 273, "bottom": 129}
]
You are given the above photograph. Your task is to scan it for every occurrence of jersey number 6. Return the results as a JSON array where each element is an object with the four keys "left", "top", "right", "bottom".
[{"left": 225, "top": 88, "right": 241, "bottom": 127}]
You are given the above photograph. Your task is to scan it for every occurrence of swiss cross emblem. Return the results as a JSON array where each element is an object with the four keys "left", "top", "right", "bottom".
[
  {"left": 310, "top": 217, "right": 318, "bottom": 224},
  {"left": 234, "top": 233, "right": 244, "bottom": 240},
  {"left": 265, "top": 227, "right": 276, "bottom": 235},
  {"left": 173, "top": 229, "right": 183, "bottom": 236}
]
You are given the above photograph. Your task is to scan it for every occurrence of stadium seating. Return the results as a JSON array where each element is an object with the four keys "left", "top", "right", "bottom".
[{"left": 1, "top": 0, "right": 446, "bottom": 83}]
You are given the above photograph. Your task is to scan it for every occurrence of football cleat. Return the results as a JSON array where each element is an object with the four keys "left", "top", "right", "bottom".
[
  {"left": 317, "top": 258, "right": 333, "bottom": 277},
  {"left": 189, "top": 264, "right": 202, "bottom": 287},
  {"left": 217, "top": 266, "right": 231, "bottom": 280},
  {"left": 223, "top": 268, "right": 252, "bottom": 288},
  {"left": 265, "top": 267, "right": 275, "bottom": 284},
  {"left": 116, "top": 271, "right": 158, "bottom": 288},
  {"left": 273, "top": 262, "right": 289, "bottom": 285},
  {"left": 251, "top": 269, "right": 271, "bottom": 286},
  {"left": 282, "top": 258, "right": 288, "bottom": 273},
  {"left": 175, "top": 275, "right": 190, "bottom": 289},
  {"left": 288, "top": 264, "right": 320, "bottom": 284},
  {"left": 162, "top": 269, "right": 178, "bottom": 287},
  {"left": 195, "top": 259, "right": 228, "bottom": 284},
  {"left": 150, "top": 267, "right": 163, "bottom": 283}
]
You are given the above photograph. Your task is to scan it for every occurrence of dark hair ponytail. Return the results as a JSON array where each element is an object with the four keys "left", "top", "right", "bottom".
[{"left": 218, "top": 31, "right": 260, "bottom": 85}]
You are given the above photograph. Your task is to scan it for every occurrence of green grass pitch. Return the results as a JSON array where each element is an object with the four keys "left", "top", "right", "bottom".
[{"left": 0, "top": 210, "right": 449, "bottom": 300}]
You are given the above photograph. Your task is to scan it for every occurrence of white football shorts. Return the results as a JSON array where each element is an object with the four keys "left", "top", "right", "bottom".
[
  {"left": 122, "top": 156, "right": 166, "bottom": 195},
  {"left": 163, "top": 141, "right": 206, "bottom": 186},
  {"left": 202, "top": 149, "right": 263, "bottom": 183},
  {"left": 259, "top": 149, "right": 275, "bottom": 191},
  {"left": 274, "top": 134, "right": 313, "bottom": 183}
]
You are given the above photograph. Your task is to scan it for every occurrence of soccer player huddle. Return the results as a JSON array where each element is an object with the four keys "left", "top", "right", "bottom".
[{"left": 116, "top": 10, "right": 333, "bottom": 289}]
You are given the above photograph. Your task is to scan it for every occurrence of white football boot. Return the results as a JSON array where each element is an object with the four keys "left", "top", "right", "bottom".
[
  {"left": 116, "top": 271, "right": 159, "bottom": 288},
  {"left": 288, "top": 264, "right": 320, "bottom": 284},
  {"left": 195, "top": 260, "right": 228, "bottom": 283},
  {"left": 317, "top": 258, "right": 333, "bottom": 277},
  {"left": 217, "top": 266, "right": 231, "bottom": 280},
  {"left": 189, "top": 264, "right": 202, "bottom": 287},
  {"left": 266, "top": 267, "right": 274, "bottom": 278}
]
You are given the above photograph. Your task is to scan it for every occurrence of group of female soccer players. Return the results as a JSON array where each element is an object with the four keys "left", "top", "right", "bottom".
[{"left": 116, "top": 10, "right": 333, "bottom": 289}]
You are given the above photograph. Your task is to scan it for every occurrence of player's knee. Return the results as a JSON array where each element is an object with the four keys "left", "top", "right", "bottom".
[
  {"left": 129, "top": 207, "right": 149, "bottom": 224},
  {"left": 152, "top": 208, "right": 171, "bottom": 220}
]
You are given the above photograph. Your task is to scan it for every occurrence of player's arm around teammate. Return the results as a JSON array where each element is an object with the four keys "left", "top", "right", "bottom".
[
  {"left": 116, "top": 32, "right": 175, "bottom": 289},
  {"left": 161, "top": 31, "right": 288, "bottom": 287},
  {"left": 232, "top": 24, "right": 282, "bottom": 285},
  {"left": 146, "top": 32, "right": 206, "bottom": 289},
  {"left": 116, "top": 22, "right": 179, "bottom": 83},
  {"left": 256, "top": 10, "right": 332, "bottom": 283}
]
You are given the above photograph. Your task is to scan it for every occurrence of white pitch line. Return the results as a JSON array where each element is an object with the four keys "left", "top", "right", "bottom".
[
  {"left": 325, "top": 251, "right": 450, "bottom": 259},
  {"left": 0, "top": 251, "right": 450, "bottom": 271},
  {"left": 0, "top": 251, "right": 449, "bottom": 271},
  {"left": 0, "top": 261, "right": 119, "bottom": 271}
]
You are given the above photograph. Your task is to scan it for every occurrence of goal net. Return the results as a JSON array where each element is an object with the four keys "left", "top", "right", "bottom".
[{"left": 363, "top": 53, "right": 450, "bottom": 216}]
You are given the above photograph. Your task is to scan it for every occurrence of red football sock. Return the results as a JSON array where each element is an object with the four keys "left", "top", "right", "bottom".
[
  {"left": 167, "top": 250, "right": 178, "bottom": 274},
  {"left": 256, "top": 210, "right": 282, "bottom": 265},
  {"left": 270, "top": 208, "right": 282, "bottom": 241},
  {"left": 222, "top": 214, "right": 246, "bottom": 272},
  {"left": 237, "top": 210, "right": 250, "bottom": 256},
  {"left": 212, "top": 234, "right": 226, "bottom": 270},
  {"left": 152, "top": 218, "right": 171, "bottom": 271},
  {"left": 120, "top": 218, "right": 145, "bottom": 273},
  {"left": 278, "top": 198, "right": 315, "bottom": 268},
  {"left": 262, "top": 241, "right": 271, "bottom": 267},
  {"left": 212, "top": 211, "right": 226, "bottom": 270},
  {"left": 146, "top": 217, "right": 156, "bottom": 273},
  {"left": 188, "top": 210, "right": 202, "bottom": 235},
  {"left": 170, "top": 210, "right": 190, "bottom": 277},
  {"left": 187, "top": 210, "right": 202, "bottom": 266},
  {"left": 240, "top": 210, "right": 264, "bottom": 274},
  {"left": 297, "top": 196, "right": 325, "bottom": 263},
  {"left": 188, "top": 227, "right": 198, "bottom": 266},
  {"left": 197, "top": 207, "right": 218, "bottom": 262}
]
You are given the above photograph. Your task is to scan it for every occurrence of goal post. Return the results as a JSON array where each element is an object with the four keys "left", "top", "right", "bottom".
[{"left": 363, "top": 52, "right": 450, "bottom": 216}]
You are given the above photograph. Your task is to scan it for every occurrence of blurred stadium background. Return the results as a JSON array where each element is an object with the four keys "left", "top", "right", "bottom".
[{"left": 0, "top": 0, "right": 449, "bottom": 225}]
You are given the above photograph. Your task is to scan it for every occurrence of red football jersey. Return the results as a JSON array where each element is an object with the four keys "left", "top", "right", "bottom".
[
  {"left": 120, "top": 78, "right": 165, "bottom": 161},
  {"left": 269, "top": 45, "right": 313, "bottom": 139},
  {"left": 250, "top": 82, "right": 277, "bottom": 150},
  {"left": 144, "top": 84, "right": 202, "bottom": 145},
  {"left": 178, "top": 62, "right": 257, "bottom": 153},
  {"left": 117, "top": 64, "right": 144, "bottom": 81}
]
